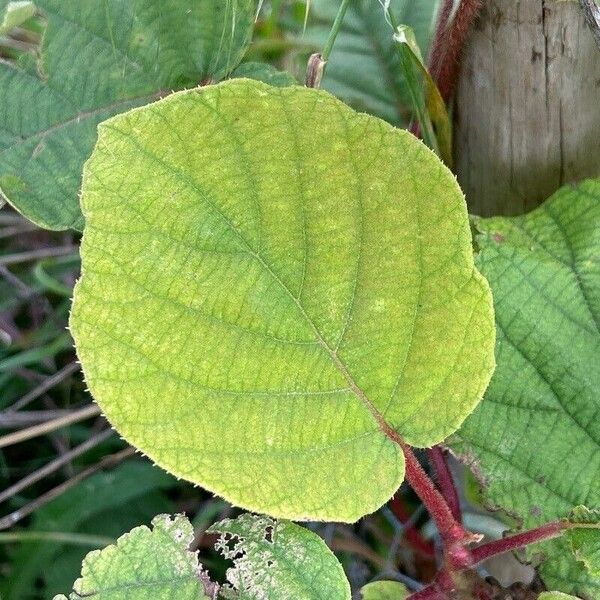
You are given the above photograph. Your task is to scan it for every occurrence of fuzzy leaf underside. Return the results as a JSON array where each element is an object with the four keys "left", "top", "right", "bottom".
[
  {"left": 0, "top": 0, "right": 255, "bottom": 230},
  {"left": 451, "top": 181, "right": 600, "bottom": 597},
  {"left": 71, "top": 79, "right": 495, "bottom": 522},
  {"left": 55, "top": 514, "right": 209, "bottom": 599},
  {"left": 299, "top": 0, "right": 437, "bottom": 124},
  {"left": 208, "top": 513, "right": 351, "bottom": 600}
]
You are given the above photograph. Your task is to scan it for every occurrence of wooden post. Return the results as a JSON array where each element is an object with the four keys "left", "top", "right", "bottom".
[{"left": 454, "top": 0, "right": 600, "bottom": 216}]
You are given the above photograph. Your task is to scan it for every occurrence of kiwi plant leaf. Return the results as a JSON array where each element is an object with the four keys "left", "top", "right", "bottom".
[
  {"left": 0, "top": 0, "right": 255, "bottom": 230},
  {"left": 538, "top": 594, "right": 580, "bottom": 600},
  {"left": 360, "top": 580, "right": 410, "bottom": 599},
  {"left": 451, "top": 180, "right": 600, "bottom": 597},
  {"left": 208, "top": 513, "right": 351, "bottom": 599},
  {"left": 54, "top": 514, "right": 209, "bottom": 600},
  {"left": 70, "top": 79, "right": 495, "bottom": 522},
  {"left": 298, "top": 0, "right": 438, "bottom": 124},
  {"left": 567, "top": 506, "right": 600, "bottom": 578}
]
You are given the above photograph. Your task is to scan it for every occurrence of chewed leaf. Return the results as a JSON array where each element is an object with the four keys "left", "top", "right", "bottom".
[
  {"left": 54, "top": 514, "right": 210, "bottom": 599},
  {"left": 567, "top": 506, "right": 600, "bottom": 578},
  {"left": 360, "top": 580, "right": 409, "bottom": 599},
  {"left": 71, "top": 79, "right": 495, "bottom": 521},
  {"left": 208, "top": 513, "right": 350, "bottom": 600},
  {"left": 451, "top": 180, "right": 600, "bottom": 597},
  {"left": 0, "top": 0, "right": 255, "bottom": 230}
]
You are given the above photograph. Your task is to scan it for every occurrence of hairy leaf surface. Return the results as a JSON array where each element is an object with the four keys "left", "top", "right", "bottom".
[
  {"left": 451, "top": 181, "right": 600, "bottom": 597},
  {"left": 208, "top": 513, "right": 350, "bottom": 599},
  {"left": 71, "top": 79, "right": 495, "bottom": 521},
  {"left": 0, "top": 0, "right": 255, "bottom": 230},
  {"left": 55, "top": 514, "right": 208, "bottom": 599}
]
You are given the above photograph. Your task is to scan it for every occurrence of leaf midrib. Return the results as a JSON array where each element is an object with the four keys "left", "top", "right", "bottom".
[{"left": 97, "top": 119, "right": 404, "bottom": 449}]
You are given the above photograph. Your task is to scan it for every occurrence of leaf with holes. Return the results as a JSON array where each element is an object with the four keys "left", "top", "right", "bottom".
[
  {"left": 0, "top": 0, "right": 255, "bottom": 230},
  {"left": 70, "top": 79, "right": 495, "bottom": 522},
  {"left": 567, "top": 506, "right": 600, "bottom": 578},
  {"left": 54, "top": 514, "right": 210, "bottom": 600},
  {"left": 451, "top": 180, "right": 600, "bottom": 597},
  {"left": 297, "top": 0, "right": 438, "bottom": 124},
  {"left": 208, "top": 513, "right": 350, "bottom": 600}
]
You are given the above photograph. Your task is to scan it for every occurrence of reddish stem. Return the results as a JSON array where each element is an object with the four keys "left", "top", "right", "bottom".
[
  {"left": 428, "top": 0, "right": 483, "bottom": 103},
  {"left": 401, "top": 443, "right": 474, "bottom": 568},
  {"left": 389, "top": 494, "right": 435, "bottom": 557},
  {"left": 470, "top": 520, "right": 568, "bottom": 565},
  {"left": 427, "top": 446, "right": 462, "bottom": 522}
]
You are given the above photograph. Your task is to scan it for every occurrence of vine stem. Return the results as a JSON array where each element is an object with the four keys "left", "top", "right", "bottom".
[
  {"left": 321, "top": 0, "right": 352, "bottom": 62},
  {"left": 428, "top": 0, "right": 483, "bottom": 103},
  {"left": 406, "top": 520, "right": 575, "bottom": 599},
  {"left": 401, "top": 443, "right": 477, "bottom": 568},
  {"left": 470, "top": 520, "right": 568, "bottom": 564},
  {"left": 305, "top": 0, "right": 352, "bottom": 87},
  {"left": 427, "top": 446, "right": 461, "bottom": 522}
]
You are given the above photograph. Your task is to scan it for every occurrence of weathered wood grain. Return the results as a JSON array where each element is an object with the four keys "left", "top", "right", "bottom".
[{"left": 454, "top": 0, "right": 600, "bottom": 216}]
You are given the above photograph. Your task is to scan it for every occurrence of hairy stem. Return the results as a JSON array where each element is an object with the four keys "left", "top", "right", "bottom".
[
  {"left": 427, "top": 446, "right": 461, "bottom": 522},
  {"left": 428, "top": 0, "right": 483, "bottom": 103},
  {"left": 401, "top": 443, "right": 475, "bottom": 568},
  {"left": 470, "top": 520, "right": 568, "bottom": 564}
]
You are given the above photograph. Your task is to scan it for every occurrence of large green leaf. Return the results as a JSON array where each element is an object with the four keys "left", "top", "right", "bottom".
[
  {"left": 208, "top": 513, "right": 351, "bottom": 599},
  {"left": 0, "top": 0, "right": 255, "bottom": 230},
  {"left": 451, "top": 180, "right": 600, "bottom": 597},
  {"left": 299, "top": 0, "right": 438, "bottom": 124},
  {"left": 70, "top": 79, "right": 495, "bottom": 522},
  {"left": 55, "top": 514, "right": 209, "bottom": 600}
]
